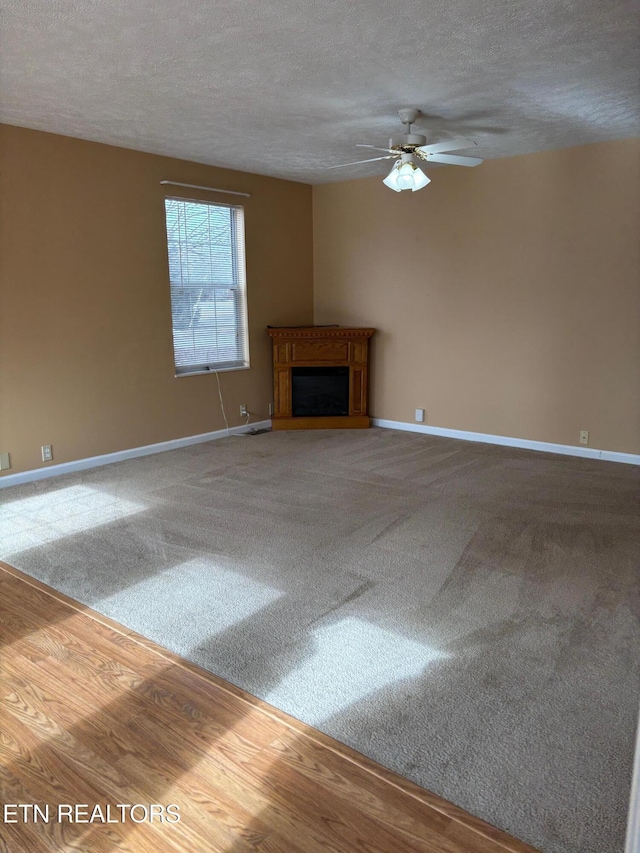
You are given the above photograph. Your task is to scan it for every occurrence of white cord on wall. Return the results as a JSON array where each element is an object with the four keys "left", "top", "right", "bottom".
[
  {"left": 214, "top": 371, "right": 254, "bottom": 435},
  {"left": 214, "top": 371, "right": 231, "bottom": 437}
]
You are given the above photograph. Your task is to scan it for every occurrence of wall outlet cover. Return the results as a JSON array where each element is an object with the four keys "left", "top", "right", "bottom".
[
  {"left": 0, "top": 452, "right": 10, "bottom": 470},
  {"left": 415, "top": 408, "right": 425, "bottom": 423}
]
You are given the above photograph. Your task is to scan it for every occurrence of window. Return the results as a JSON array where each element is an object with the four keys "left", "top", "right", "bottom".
[{"left": 164, "top": 197, "right": 249, "bottom": 375}]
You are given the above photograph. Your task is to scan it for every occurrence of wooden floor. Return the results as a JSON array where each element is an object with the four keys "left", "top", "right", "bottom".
[{"left": 0, "top": 561, "right": 540, "bottom": 853}]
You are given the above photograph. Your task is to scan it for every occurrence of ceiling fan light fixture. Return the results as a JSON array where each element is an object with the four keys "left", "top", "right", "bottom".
[
  {"left": 329, "top": 108, "right": 483, "bottom": 186},
  {"left": 383, "top": 159, "right": 430, "bottom": 192}
]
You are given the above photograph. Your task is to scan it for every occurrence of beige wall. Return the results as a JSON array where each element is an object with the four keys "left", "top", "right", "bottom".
[
  {"left": 2, "top": 129, "right": 638, "bottom": 477},
  {"left": 0, "top": 125, "right": 313, "bottom": 476},
  {"left": 313, "top": 139, "right": 640, "bottom": 455}
]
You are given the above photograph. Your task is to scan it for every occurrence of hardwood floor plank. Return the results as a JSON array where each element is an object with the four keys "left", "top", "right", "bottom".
[
  {"left": 114, "top": 751, "right": 274, "bottom": 850},
  {"left": 0, "top": 561, "right": 540, "bottom": 853},
  {"left": 263, "top": 734, "right": 453, "bottom": 840},
  {"left": 0, "top": 725, "right": 174, "bottom": 853},
  {"left": 0, "top": 812, "right": 63, "bottom": 853},
  {"left": 245, "top": 743, "right": 466, "bottom": 853},
  {"left": 2, "top": 649, "right": 308, "bottom": 851},
  {"left": 3, "top": 675, "right": 268, "bottom": 853}
]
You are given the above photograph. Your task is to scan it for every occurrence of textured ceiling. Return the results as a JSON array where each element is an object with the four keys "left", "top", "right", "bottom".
[{"left": 1, "top": 0, "right": 639, "bottom": 184}]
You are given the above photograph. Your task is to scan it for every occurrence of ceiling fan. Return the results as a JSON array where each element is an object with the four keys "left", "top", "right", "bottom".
[{"left": 329, "top": 108, "right": 483, "bottom": 192}]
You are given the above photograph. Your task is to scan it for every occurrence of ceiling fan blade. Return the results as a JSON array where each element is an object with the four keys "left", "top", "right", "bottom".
[
  {"left": 424, "top": 153, "right": 483, "bottom": 167},
  {"left": 326, "top": 155, "right": 397, "bottom": 169},
  {"left": 356, "top": 144, "right": 396, "bottom": 154},
  {"left": 417, "top": 139, "right": 475, "bottom": 155}
]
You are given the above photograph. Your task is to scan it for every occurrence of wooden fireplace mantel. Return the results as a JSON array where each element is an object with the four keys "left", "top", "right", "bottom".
[{"left": 267, "top": 326, "right": 375, "bottom": 430}]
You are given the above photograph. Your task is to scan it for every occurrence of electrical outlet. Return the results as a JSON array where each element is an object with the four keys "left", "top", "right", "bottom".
[
  {"left": 579, "top": 430, "right": 589, "bottom": 445},
  {"left": 268, "top": 402, "right": 274, "bottom": 417},
  {"left": 415, "top": 408, "right": 425, "bottom": 423},
  {"left": 239, "top": 404, "right": 248, "bottom": 417},
  {"left": 0, "top": 452, "right": 10, "bottom": 470},
  {"left": 41, "top": 445, "right": 53, "bottom": 462}
]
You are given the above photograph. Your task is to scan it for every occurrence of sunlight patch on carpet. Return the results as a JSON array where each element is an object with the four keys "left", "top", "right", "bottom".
[
  {"left": 95, "top": 558, "right": 283, "bottom": 643},
  {"left": 0, "top": 485, "right": 146, "bottom": 554},
  {"left": 264, "top": 616, "right": 448, "bottom": 725}
]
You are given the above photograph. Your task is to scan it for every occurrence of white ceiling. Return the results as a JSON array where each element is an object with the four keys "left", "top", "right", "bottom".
[{"left": 2, "top": 0, "right": 639, "bottom": 184}]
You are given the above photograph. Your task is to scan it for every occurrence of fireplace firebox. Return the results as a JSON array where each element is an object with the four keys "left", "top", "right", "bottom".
[
  {"left": 267, "top": 326, "right": 375, "bottom": 430},
  {"left": 292, "top": 367, "right": 349, "bottom": 417}
]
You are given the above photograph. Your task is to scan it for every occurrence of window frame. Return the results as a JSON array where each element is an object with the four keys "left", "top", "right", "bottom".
[{"left": 163, "top": 195, "right": 250, "bottom": 377}]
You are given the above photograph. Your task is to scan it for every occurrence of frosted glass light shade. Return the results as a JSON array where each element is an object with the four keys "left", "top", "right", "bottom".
[
  {"left": 382, "top": 167, "right": 402, "bottom": 191},
  {"left": 383, "top": 161, "right": 431, "bottom": 192},
  {"left": 411, "top": 167, "right": 430, "bottom": 190},
  {"left": 396, "top": 162, "right": 416, "bottom": 190}
]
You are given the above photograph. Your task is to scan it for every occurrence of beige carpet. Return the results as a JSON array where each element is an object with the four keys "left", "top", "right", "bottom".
[{"left": 1, "top": 428, "right": 639, "bottom": 853}]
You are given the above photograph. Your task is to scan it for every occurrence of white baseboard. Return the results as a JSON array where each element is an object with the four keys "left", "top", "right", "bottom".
[
  {"left": 373, "top": 418, "right": 640, "bottom": 466},
  {"left": 0, "top": 420, "right": 272, "bottom": 488},
  {"left": 2, "top": 417, "right": 636, "bottom": 488}
]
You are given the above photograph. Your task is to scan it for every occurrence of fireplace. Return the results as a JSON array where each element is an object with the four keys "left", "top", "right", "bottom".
[
  {"left": 292, "top": 366, "right": 350, "bottom": 417},
  {"left": 267, "top": 326, "right": 375, "bottom": 430}
]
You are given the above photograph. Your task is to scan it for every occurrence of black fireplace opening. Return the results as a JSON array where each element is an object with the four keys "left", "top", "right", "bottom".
[{"left": 291, "top": 366, "right": 349, "bottom": 417}]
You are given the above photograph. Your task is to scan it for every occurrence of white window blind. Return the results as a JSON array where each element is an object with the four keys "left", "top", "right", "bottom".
[{"left": 164, "top": 197, "right": 249, "bottom": 375}]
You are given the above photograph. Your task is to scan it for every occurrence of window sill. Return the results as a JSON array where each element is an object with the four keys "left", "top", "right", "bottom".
[{"left": 175, "top": 365, "right": 251, "bottom": 378}]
